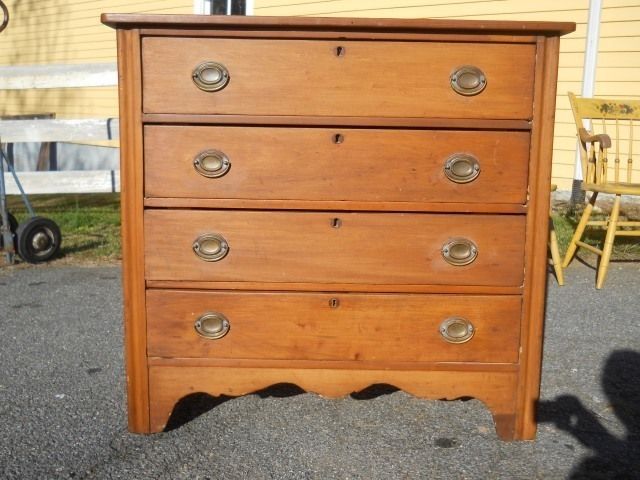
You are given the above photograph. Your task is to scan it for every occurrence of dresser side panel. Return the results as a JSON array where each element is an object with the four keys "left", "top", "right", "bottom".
[
  {"left": 516, "top": 35, "right": 560, "bottom": 440},
  {"left": 117, "top": 28, "right": 150, "bottom": 433}
]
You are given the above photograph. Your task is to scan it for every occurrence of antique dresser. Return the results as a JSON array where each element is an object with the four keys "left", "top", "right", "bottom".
[{"left": 102, "top": 14, "right": 574, "bottom": 440}]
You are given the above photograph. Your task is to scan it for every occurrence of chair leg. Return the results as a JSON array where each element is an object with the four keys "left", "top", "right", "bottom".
[
  {"left": 596, "top": 195, "right": 621, "bottom": 289},
  {"left": 562, "top": 192, "right": 598, "bottom": 268},
  {"left": 549, "top": 216, "right": 564, "bottom": 286}
]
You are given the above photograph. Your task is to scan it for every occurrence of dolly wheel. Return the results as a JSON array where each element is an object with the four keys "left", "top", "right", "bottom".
[
  {"left": 16, "top": 217, "right": 62, "bottom": 263},
  {"left": 0, "top": 212, "right": 18, "bottom": 249}
]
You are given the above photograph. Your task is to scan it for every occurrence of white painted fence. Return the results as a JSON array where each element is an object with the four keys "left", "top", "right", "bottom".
[
  {"left": 1, "top": 62, "right": 120, "bottom": 193},
  {"left": 3, "top": 170, "right": 120, "bottom": 194},
  {"left": 0, "top": 63, "right": 117, "bottom": 90},
  {"left": 0, "top": 118, "right": 119, "bottom": 143}
]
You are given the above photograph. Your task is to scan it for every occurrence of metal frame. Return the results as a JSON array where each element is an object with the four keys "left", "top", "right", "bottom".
[{"left": 1, "top": 141, "right": 37, "bottom": 263}]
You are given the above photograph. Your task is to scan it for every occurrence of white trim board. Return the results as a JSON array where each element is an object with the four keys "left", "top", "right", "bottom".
[
  {"left": 0, "top": 119, "right": 119, "bottom": 143},
  {"left": 0, "top": 63, "right": 118, "bottom": 90},
  {"left": 3, "top": 170, "right": 120, "bottom": 194}
]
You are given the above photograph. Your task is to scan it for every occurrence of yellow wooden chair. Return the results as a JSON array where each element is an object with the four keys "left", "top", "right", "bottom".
[
  {"left": 563, "top": 92, "right": 640, "bottom": 288},
  {"left": 549, "top": 185, "right": 564, "bottom": 286}
]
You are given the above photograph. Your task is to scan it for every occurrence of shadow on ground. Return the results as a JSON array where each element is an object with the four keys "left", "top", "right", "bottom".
[
  {"left": 538, "top": 349, "right": 640, "bottom": 479},
  {"left": 166, "top": 383, "right": 403, "bottom": 432}
]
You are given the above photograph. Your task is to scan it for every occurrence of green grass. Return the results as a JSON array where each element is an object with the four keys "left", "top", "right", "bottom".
[
  {"left": 551, "top": 207, "right": 640, "bottom": 261},
  {"left": 2, "top": 193, "right": 638, "bottom": 266},
  {"left": 5, "top": 193, "right": 121, "bottom": 264}
]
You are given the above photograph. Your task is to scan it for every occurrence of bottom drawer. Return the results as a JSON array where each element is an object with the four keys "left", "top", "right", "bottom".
[{"left": 146, "top": 290, "right": 521, "bottom": 363}]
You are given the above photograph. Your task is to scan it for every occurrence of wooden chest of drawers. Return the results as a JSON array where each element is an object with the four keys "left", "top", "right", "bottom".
[{"left": 103, "top": 14, "right": 574, "bottom": 440}]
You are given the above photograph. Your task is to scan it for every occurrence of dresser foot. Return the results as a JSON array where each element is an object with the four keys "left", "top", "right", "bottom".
[{"left": 492, "top": 413, "right": 518, "bottom": 441}]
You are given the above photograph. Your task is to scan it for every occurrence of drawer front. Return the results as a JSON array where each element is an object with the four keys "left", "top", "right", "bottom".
[
  {"left": 144, "top": 210, "right": 525, "bottom": 286},
  {"left": 145, "top": 126, "right": 530, "bottom": 204},
  {"left": 146, "top": 290, "right": 521, "bottom": 363},
  {"left": 142, "top": 38, "right": 535, "bottom": 119}
]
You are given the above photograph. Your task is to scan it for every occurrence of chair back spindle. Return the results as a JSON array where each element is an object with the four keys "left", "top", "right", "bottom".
[
  {"left": 569, "top": 92, "right": 640, "bottom": 188},
  {"left": 629, "top": 119, "right": 635, "bottom": 183}
]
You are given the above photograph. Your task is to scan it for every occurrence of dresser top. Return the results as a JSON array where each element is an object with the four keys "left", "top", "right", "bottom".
[{"left": 101, "top": 14, "right": 575, "bottom": 36}]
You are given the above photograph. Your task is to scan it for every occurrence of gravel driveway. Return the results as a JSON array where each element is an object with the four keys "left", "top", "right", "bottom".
[{"left": 0, "top": 262, "right": 638, "bottom": 479}]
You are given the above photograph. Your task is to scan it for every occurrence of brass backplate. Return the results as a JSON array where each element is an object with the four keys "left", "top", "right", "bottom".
[
  {"left": 441, "top": 238, "right": 478, "bottom": 266},
  {"left": 439, "top": 317, "right": 475, "bottom": 344},
  {"left": 193, "top": 149, "right": 231, "bottom": 178},
  {"left": 194, "top": 312, "right": 230, "bottom": 340},
  {"left": 193, "top": 233, "right": 229, "bottom": 262},
  {"left": 450, "top": 65, "right": 487, "bottom": 96},
  {"left": 192, "top": 61, "right": 230, "bottom": 92},
  {"left": 444, "top": 153, "right": 481, "bottom": 183}
]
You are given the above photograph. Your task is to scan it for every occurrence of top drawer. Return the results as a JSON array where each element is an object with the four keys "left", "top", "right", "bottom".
[{"left": 141, "top": 37, "right": 535, "bottom": 119}]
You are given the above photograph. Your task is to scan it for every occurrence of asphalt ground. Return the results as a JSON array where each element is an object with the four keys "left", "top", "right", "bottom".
[{"left": 0, "top": 261, "right": 639, "bottom": 479}]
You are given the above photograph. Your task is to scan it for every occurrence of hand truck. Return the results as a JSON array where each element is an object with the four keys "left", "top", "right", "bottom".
[{"left": 0, "top": 2, "right": 62, "bottom": 265}]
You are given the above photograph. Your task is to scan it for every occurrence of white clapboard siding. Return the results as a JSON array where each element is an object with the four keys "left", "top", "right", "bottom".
[
  {"left": 2, "top": 171, "right": 120, "bottom": 194},
  {"left": 0, "top": 119, "right": 119, "bottom": 143},
  {"left": 0, "top": 63, "right": 118, "bottom": 90}
]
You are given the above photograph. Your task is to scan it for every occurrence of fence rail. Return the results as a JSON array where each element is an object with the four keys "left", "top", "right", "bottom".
[
  {"left": 2, "top": 170, "right": 120, "bottom": 194},
  {"left": 0, "top": 118, "right": 119, "bottom": 143},
  {"left": 1, "top": 61, "right": 121, "bottom": 194},
  {"left": 0, "top": 63, "right": 118, "bottom": 90}
]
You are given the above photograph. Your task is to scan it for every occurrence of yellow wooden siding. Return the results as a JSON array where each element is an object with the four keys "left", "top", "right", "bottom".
[
  {"left": 255, "top": 0, "right": 640, "bottom": 189},
  {"left": 1, "top": 0, "right": 638, "bottom": 184},
  {"left": 0, "top": 0, "right": 193, "bottom": 124}
]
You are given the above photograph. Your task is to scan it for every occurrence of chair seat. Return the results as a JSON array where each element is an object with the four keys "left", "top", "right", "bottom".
[{"left": 582, "top": 182, "right": 640, "bottom": 196}]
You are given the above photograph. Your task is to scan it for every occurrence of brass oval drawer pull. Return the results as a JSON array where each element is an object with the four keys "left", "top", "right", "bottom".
[
  {"left": 442, "top": 238, "right": 478, "bottom": 266},
  {"left": 192, "top": 61, "right": 230, "bottom": 92},
  {"left": 193, "top": 149, "right": 231, "bottom": 178},
  {"left": 193, "top": 233, "right": 229, "bottom": 262},
  {"left": 444, "top": 153, "right": 480, "bottom": 184},
  {"left": 450, "top": 65, "right": 486, "bottom": 96},
  {"left": 439, "top": 317, "right": 475, "bottom": 344},
  {"left": 194, "top": 312, "right": 230, "bottom": 340}
]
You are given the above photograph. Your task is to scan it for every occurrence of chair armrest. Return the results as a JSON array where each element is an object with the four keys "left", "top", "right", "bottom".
[{"left": 578, "top": 128, "right": 612, "bottom": 148}]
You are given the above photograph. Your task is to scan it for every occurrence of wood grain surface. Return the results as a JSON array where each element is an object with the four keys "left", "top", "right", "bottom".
[
  {"left": 142, "top": 38, "right": 535, "bottom": 119},
  {"left": 142, "top": 114, "right": 532, "bottom": 130},
  {"left": 146, "top": 290, "right": 521, "bottom": 362},
  {"left": 147, "top": 366, "right": 519, "bottom": 439},
  {"left": 144, "top": 126, "right": 530, "bottom": 204},
  {"left": 144, "top": 279, "right": 523, "bottom": 295},
  {"left": 515, "top": 36, "right": 561, "bottom": 440},
  {"left": 102, "top": 13, "right": 575, "bottom": 36},
  {"left": 102, "top": 13, "right": 572, "bottom": 441},
  {"left": 142, "top": 198, "right": 528, "bottom": 214},
  {"left": 144, "top": 210, "right": 526, "bottom": 286},
  {"left": 116, "top": 29, "right": 150, "bottom": 433}
]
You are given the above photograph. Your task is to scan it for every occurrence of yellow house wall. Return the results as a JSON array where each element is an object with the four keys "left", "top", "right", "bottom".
[
  {"left": 0, "top": 0, "right": 193, "bottom": 122},
  {"left": 1, "top": 0, "right": 638, "bottom": 184},
  {"left": 255, "top": 0, "right": 640, "bottom": 189}
]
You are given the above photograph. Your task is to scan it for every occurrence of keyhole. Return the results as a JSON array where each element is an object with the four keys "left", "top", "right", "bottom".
[
  {"left": 331, "top": 218, "right": 342, "bottom": 228},
  {"left": 329, "top": 298, "right": 340, "bottom": 308},
  {"left": 335, "top": 46, "right": 345, "bottom": 57},
  {"left": 333, "top": 133, "right": 344, "bottom": 144}
]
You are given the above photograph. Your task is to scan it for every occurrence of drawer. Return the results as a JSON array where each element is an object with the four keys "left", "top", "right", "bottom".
[
  {"left": 144, "top": 210, "right": 526, "bottom": 286},
  {"left": 144, "top": 126, "right": 530, "bottom": 204},
  {"left": 146, "top": 290, "right": 521, "bottom": 363},
  {"left": 141, "top": 38, "right": 535, "bottom": 119}
]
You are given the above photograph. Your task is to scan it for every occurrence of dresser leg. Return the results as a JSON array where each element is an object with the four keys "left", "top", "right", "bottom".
[{"left": 492, "top": 412, "right": 518, "bottom": 441}]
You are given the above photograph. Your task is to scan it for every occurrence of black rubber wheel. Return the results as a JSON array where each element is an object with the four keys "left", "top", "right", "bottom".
[
  {"left": 16, "top": 216, "right": 62, "bottom": 263},
  {"left": 0, "top": 211, "right": 18, "bottom": 249}
]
